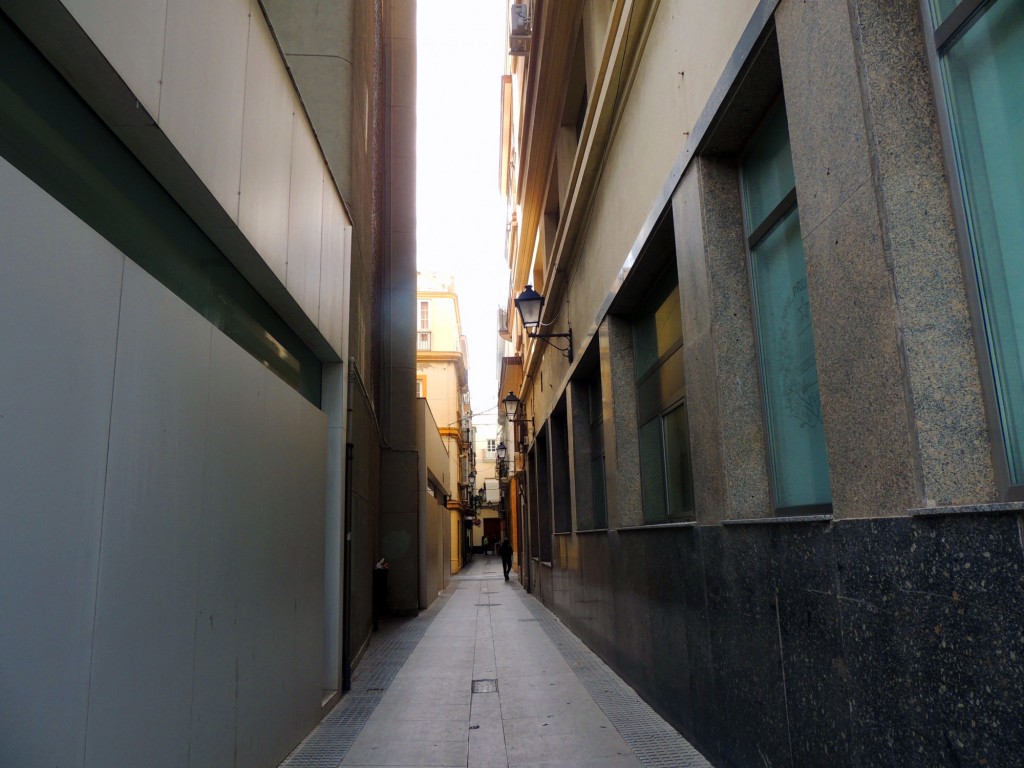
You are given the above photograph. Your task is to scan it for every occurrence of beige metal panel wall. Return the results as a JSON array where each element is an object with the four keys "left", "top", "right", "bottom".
[
  {"left": 55, "top": 0, "right": 350, "bottom": 360},
  {"left": 263, "top": 0, "right": 355, "bottom": 194},
  {"left": 84, "top": 260, "right": 212, "bottom": 768},
  {"left": 0, "top": 158, "right": 123, "bottom": 768},
  {"left": 239, "top": 3, "right": 297, "bottom": 285},
  {"left": 159, "top": 0, "right": 250, "bottom": 221},
  {"left": 320, "top": 189, "right": 353, "bottom": 357},
  {"left": 0, "top": 157, "right": 328, "bottom": 767},
  {"left": 84, "top": 262, "right": 327, "bottom": 767},
  {"left": 241, "top": 366, "right": 326, "bottom": 764},
  {"left": 189, "top": 332, "right": 268, "bottom": 767},
  {"left": 61, "top": 0, "right": 167, "bottom": 115},
  {"left": 286, "top": 117, "right": 326, "bottom": 322}
]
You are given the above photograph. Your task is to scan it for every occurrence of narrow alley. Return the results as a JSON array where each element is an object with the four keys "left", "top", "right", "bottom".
[{"left": 280, "top": 556, "right": 711, "bottom": 768}]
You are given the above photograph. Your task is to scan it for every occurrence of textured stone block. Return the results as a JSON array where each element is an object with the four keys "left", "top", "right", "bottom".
[{"left": 703, "top": 525, "right": 792, "bottom": 767}]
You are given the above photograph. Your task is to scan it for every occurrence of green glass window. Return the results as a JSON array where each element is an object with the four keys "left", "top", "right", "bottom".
[
  {"left": 663, "top": 403, "right": 695, "bottom": 517},
  {"left": 590, "top": 455, "right": 608, "bottom": 529},
  {"left": 932, "top": 0, "right": 1024, "bottom": 486},
  {"left": 588, "top": 372, "right": 608, "bottom": 529},
  {"left": 634, "top": 283, "right": 683, "bottom": 377},
  {"left": 741, "top": 105, "right": 832, "bottom": 510},
  {"left": 639, "top": 419, "right": 668, "bottom": 520},
  {"left": 633, "top": 270, "right": 695, "bottom": 522},
  {"left": 929, "top": 0, "right": 961, "bottom": 26}
]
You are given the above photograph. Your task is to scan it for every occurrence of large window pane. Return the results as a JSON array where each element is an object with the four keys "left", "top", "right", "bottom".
[
  {"left": 941, "top": 0, "right": 1024, "bottom": 482},
  {"left": 664, "top": 403, "right": 695, "bottom": 517},
  {"left": 634, "top": 283, "right": 683, "bottom": 377},
  {"left": 929, "top": 0, "right": 961, "bottom": 26},
  {"left": 591, "top": 456, "right": 608, "bottom": 529},
  {"left": 741, "top": 107, "right": 796, "bottom": 231},
  {"left": 750, "top": 209, "right": 832, "bottom": 508},
  {"left": 639, "top": 418, "right": 667, "bottom": 522}
]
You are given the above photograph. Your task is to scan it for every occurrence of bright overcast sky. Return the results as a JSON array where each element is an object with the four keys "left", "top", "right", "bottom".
[{"left": 417, "top": 0, "right": 510, "bottom": 420}]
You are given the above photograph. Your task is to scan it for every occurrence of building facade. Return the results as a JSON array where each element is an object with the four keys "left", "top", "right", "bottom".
[
  {"left": 414, "top": 397, "right": 454, "bottom": 608},
  {"left": 471, "top": 410, "right": 505, "bottom": 552},
  {"left": 416, "top": 272, "right": 475, "bottom": 572},
  {"left": 498, "top": 0, "right": 1024, "bottom": 765},
  {"left": 0, "top": 0, "right": 415, "bottom": 766}
]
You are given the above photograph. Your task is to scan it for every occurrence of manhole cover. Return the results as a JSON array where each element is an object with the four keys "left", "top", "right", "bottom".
[{"left": 472, "top": 679, "right": 498, "bottom": 693}]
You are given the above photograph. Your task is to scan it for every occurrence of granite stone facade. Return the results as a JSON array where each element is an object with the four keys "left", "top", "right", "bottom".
[
  {"left": 545, "top": 512, "right": 1024, "bottom": 767},
  {"left": 500, "top": 0, "right": 1024, "bottom": 765}
]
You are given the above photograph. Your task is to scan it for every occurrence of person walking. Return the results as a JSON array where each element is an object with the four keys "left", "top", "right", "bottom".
[
  {"left": 499, "top": 538, "right": 513, "bottom": 581},
  {"left": 481, "top": 535, "right": 489, "bottom": 555}
]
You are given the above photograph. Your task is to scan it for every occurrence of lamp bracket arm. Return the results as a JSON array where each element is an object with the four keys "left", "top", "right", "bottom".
[{"left": 526, "top": 327, "right": 573, "bottom": 362}]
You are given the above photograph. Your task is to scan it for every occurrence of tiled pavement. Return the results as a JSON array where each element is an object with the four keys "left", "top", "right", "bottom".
[{"left": 280, "top": 556, "right": 712, "bottom": 768}]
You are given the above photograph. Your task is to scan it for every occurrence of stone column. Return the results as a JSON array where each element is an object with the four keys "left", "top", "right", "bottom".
[
  {"left": 600, "top": 317, "right": 643, "bottom": 528},
  {"left": 673, "top": 159, "right": 772, "bottom": 521}
]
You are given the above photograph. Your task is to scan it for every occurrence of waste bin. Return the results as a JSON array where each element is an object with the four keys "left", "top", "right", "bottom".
[{"left": 372, "top": 565, "right": 388, "bottom": 631}]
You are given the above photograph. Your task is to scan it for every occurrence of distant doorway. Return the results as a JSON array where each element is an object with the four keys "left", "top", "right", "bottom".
[{"left": 483, "top": 518, "right": 501, "bottom": 554}]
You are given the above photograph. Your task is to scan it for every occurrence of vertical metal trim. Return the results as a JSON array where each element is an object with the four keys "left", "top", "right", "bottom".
[{"left": 934, "top": 0, "right": 991, "bottom": 51}]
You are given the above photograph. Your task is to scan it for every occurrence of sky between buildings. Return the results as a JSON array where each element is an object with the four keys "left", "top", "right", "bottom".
[{"left": 416, "top": 0, "right": 511, "bottom": 421}]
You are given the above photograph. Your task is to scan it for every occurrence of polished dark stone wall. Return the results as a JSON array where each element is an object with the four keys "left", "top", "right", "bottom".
[{"left": 546, "top": 513, "right": 1024, "bottom": 767}]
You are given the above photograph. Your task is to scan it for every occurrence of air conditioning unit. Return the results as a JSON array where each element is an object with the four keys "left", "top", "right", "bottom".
[{"left": 510, "top": 3, "right": 531, "bottom": 56}]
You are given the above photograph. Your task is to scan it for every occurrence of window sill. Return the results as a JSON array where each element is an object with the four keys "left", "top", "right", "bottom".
[
  {"left": 722, "top": 514, "right": 833, "bottom": 526},
  {"left": 575, "top": 528, "right": 610, "bottom": 535},
  {"left": 910, "top": 502, "right": 1024, "bottom": 518},
  {"left": 616, "top": 521, "right": 698, "bottom": 532}
]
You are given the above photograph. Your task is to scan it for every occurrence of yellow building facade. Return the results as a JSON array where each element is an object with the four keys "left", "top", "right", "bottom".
[{"left": 416, "top": 272, "right": 474, "bottom": 574}]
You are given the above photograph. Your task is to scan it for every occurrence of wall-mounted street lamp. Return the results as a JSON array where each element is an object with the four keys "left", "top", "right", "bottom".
[
  {"left": 501, "top": 391, "right": 523, "bottom": 422},
  {"left": 468, "top": 469, "right": 477, "bottom": 486},
  {"left": 501, "top": 391, "right": 536, "bottom": 455},
  {"left": 496, "top": 441, "right": 509, "bottom": 479},
  {"left": 514, "top": 285, "right": 573, "bottom": 362}
]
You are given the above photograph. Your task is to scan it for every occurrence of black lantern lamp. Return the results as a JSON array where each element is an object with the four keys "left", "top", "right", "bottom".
[
  {"left": 468, "top": 469, "right": 477, "bottom": 487},
  {"left": 501, "top": 391, "right": 535, "bottom": 454},
  {"left": 502, "top": 391, "right": 521, "bottom": 422},
  {"left": 514, "top": 285, "right": 573, "bottom": 362},
  {"left": 496, "top": 441, "right": 507, "bottom": 461}
]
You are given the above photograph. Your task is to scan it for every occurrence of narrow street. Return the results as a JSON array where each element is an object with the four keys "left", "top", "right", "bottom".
[{"left": 281, "top": 557, "right": 711, "bottom": 768}]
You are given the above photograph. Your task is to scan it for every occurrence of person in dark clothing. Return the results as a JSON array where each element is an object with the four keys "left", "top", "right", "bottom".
[{"left": 499, "top": 538, "right": 513, "bottom": 581}]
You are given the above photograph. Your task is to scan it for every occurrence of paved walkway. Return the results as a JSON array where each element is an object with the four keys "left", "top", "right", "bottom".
[{"left": 281, "top": 556, "right": 712, "bottom": 768}]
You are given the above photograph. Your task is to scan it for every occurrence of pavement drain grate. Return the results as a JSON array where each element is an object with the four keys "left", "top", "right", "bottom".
[
  {"left": 471, "top": 678, "right": 498, "bottom": 693},
  {"left": 518, "top": 591, "right": 714, "bottom": 768}
]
